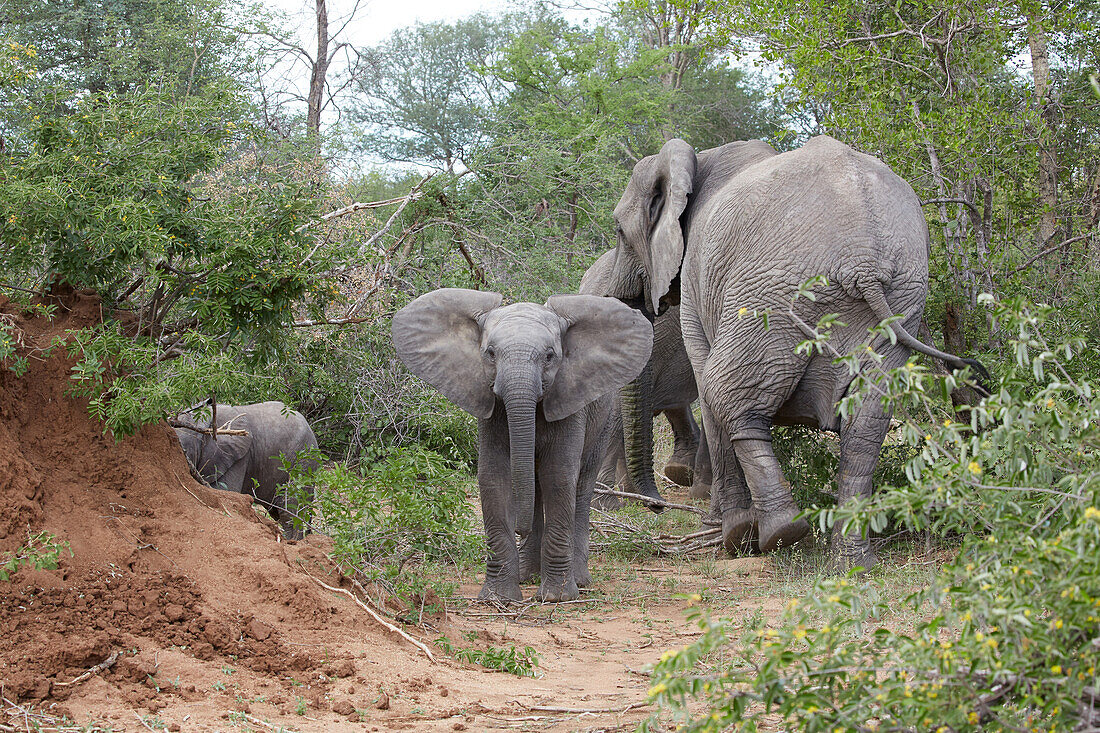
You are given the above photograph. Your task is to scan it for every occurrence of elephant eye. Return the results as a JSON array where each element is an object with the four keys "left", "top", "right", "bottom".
[
  {"left": 485, "top": 346, "right": 495, "bottom": 360},
  {"left": 544, "top": 350, "right": 555, "bottom": 363}
]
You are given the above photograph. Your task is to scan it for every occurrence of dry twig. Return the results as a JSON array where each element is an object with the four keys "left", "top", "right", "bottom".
[
  {"left": 53, "top": 651, "right": 119, "bottom": 687},
  {"left": 303, "top": 570, "right": 436, "bottom": 663}
]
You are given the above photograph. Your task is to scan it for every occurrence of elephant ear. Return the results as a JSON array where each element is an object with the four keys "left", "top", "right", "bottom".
[
  {"left": 209, "top": 431, "right": 252, "bottom": 483},
  {"left": 632, "top": 138, "right": 696, "bottom": 314},
  {"left": 391, "top": 288, "right": 503, "bottom": 419},
  {"left": 541, "top": 294, "right": 654, "bottom": 422}
]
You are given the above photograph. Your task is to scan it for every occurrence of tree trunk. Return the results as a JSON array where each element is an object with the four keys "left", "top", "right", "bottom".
[
  {"left": 1029, "top": 12, "right": 1058, "bottom": 251},
  {"left": 307, "top": 0, "right": 330, "bottom": 139}
]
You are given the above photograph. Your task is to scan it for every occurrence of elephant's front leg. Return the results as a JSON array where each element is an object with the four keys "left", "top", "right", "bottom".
[
  {"left": 535, "top": 425, "right": 585, "bottom": 602},
  {"left": 476, "top": 425, "right": 523, "bottom": 603}
]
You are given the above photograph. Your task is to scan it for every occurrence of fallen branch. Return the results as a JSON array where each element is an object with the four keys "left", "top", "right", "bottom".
[
  {"left": 167, "top": 421, "right": 248, "bottom": 437},
  {"left": 303, "top": 571, "right": 436, "bottom": 663},
  {"left": 526, "top": 701, "right": 649, "bottom": 715},
  {"left": 290, "top": 315, "right": 374, "bottom": 328},
  {"left": 358, "top": 174, "right": 434, "bottom": 258},
  {"left": 593, "top": 484, "right": 705, "bottom": 514},
  {"left": 0, "top": 282, "right": 40, "bottom": 296},
  {"left": 233, "top": 713, "right": 298, "bottom": 732},
  {"left": 53, "top": 651, "right": 119, "bottom": 687}
]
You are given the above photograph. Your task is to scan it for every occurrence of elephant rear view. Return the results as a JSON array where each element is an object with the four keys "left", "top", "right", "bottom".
[
  {"left": 611, "top": 135, "right": 989, "bottom": 572},
  {"left": 173, "top": 401, "right": 319, "bottom": 540}
]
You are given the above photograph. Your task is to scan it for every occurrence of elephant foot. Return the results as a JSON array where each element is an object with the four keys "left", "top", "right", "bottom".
[
  {"left": 827, "top": 535, "right": 877, "bottom": 575},
  {"left": 757, "top": 508, "right": 810, "bottom": 554},
  {"left": 663, "top": 461, "right": 694, "bottom": 488},
  {"left": 574, "top": 565, "right": 592, "bottom": 589},
  {"left": 721, "top": 507, "right": 758, "bottom": 555},
  {"left": 536, "top": 577, "right": 579, "bottom": 603},
  {"left": 478, "top": 578, "right": 523, "bottom": 604},
  {"left": 688, "top": 479, "right": 711, "bottom": 501}
]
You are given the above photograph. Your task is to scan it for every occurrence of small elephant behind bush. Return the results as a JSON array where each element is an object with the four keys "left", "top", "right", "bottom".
[
  {"left": 392, "top": 289, "right": 652, "bottom": 603},
  {"left": 173, "top": 401, "right": 318, "bottom": 539}
]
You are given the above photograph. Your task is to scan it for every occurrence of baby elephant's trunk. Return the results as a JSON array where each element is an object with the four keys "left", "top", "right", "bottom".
[{"left": 501, "top": 387, "right": 538, "bottom": 539}]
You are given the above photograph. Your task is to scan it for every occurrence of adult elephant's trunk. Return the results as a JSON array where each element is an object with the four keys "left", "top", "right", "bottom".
[
  {"left": 501, "top": 386, "right": 538, "bottom": 538},
  {"left": 622, "top": 356, "right": 664, "bottom": 511}
]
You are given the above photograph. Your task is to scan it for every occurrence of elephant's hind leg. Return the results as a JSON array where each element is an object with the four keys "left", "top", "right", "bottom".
[
  {"left": 827, "top": 387, "right": 892, "bottom": 574},
  {"left": 731, "top": 437, "right": 809, "bottom": 553},
  {"left": 572, "top": 441, "right": 602, "bottom": 589},
  {"left": 518, "top": 484, "right": 544, "bottom": 584},
  {"left": 663, "top": 405, "right": 700, "bottom": 488},
  {"left": 700, "top": 401, "right": 757, "bottom": 554}
]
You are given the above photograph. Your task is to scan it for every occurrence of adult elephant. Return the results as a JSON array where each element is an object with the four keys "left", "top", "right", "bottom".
[
  {"left": 611, "top": 136, "right": 986, "bottom": 571},
  {"left": 174, "top": 401, "right": 318, "bottom": 540},
  {"left": 579, "top": 249, "right": 710, "bottom": 504}
]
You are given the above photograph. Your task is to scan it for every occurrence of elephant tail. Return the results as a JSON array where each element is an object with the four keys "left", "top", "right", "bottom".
[{"left": 862, "top": 282, "right": 992, "bottom": 393}]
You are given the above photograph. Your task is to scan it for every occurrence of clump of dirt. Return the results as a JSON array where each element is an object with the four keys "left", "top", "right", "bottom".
[{"left": 0, "top": 287, "right": 371, "bottom": 712}]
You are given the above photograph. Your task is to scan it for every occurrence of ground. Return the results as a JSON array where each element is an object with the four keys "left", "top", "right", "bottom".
[{"left": 0, "top": 290, "right": 941, "bottom": 732}]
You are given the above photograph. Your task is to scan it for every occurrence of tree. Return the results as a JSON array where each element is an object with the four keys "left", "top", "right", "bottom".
[
  {"left": 352, "top": 14, "right": 517, "bottom": 170},
  {"left": 241, "top": 0, "right": 365, "bottom": 140},
  {"left": 0, "top": 0, "right": 237, "bottom": 98},
  {"left": 729, "top": 0, "right": 1100, "bottom": 349}
]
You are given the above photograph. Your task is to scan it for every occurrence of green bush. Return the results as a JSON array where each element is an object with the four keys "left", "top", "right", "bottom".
[
  {"left": 644, "top": 295, "right": 1100, "bottom": 732},
  {"left": 286, "top": 444, "right": 482, "bottom": 611}
]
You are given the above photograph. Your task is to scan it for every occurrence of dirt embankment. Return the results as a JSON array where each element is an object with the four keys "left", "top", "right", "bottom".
[{"left": 0, "top": 288, "right": 447, "bottom": 729}]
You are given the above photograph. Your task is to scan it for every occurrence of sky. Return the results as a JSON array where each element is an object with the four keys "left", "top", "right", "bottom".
[{"left": 272, "top": 0, "right": 515, "bottom": 46}]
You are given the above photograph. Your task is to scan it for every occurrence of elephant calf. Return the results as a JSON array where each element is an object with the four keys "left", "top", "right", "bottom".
[
  {"left": 173, "top": 401, "right": 318, "bottom": 540},
  {"left": 392, "top": 289, "right": 652, "bottom": 603}
]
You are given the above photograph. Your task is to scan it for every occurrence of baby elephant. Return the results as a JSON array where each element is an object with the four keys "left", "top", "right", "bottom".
[
  {"left": 173, "top": 401, "right": 318, "bottom": 539},
  {"left": 392, "top": 289, "right": 652, "bottom": 602}
]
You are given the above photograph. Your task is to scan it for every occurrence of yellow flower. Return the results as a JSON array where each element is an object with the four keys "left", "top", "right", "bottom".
[
  {"left": 968, "top": 712, "right": 980, "bottom": 724},
  {"left": 1046, "top": 398, "right": 1055, "bottom": 408},
  {"left": 1086, "top": 506, "right": 1100, "bottom": 520},
  {"left": 737, "top": 307, "right": 748, "bottom": 318},
  {"left": 647, "top": 682, "right": 668, "bottom": 697},
  {"left": 968, "top": 461, "right": 981, "bottom": 475},
  {"left": 1051, "top": 665, "right": 1062, "bottom": 675},
  {"left": 943, "top": 419, "right": 952, "bottom": 427}
]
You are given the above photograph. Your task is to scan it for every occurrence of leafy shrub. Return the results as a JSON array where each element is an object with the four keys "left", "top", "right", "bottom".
[
  {"left": 286, "top": 444, "right": 482, "bottom": 611},
  {"left": 644, "top": 295, "right": 1100, "bottom": 731},
  {"left": 434, "top": 635, "right": 540, "bottom": 677},
  {"left": 1, "top": 530, "right": 71, "bottom": 581}
]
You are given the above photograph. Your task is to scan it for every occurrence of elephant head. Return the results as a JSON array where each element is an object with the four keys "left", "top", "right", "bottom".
[
  {"left": 613, "top": 138, "right": 697, "bottom": 316},
  {"left": 391, "top": 288, "right": 653, "bottom": 536},
  {"left": 175, "top": 411, "right": 252, "bottom": 490}
]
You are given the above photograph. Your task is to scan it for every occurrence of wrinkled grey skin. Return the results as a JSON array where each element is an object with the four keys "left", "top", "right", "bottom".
[
  {"left": 579, "top": 249, "right": 711, "bottom": 506},
  {"left": 392, "top": 289, "right": 652, "bottom": 602},
  {"left": 174, "top": 401, "right": 318, "bottom": 540},
  {"left": 612, "top": 136, "right": 985, "bottom": 572}
]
